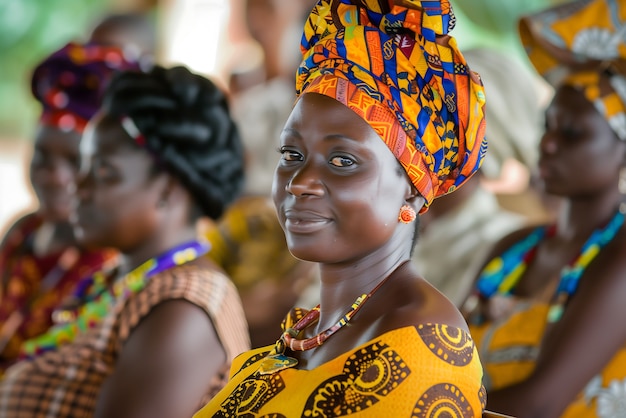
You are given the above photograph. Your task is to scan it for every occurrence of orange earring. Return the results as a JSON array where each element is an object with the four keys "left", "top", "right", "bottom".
[{"left": 398, "top": 204, "right": 416, "bottom": 224}]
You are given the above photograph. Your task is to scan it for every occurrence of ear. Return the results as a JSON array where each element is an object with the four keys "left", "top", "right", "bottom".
[
  {"left": 405, "top": 186, "right": 426, "bottom": 214},
  {"left": 155, "top": 173, "right": 177, "bottom": 209}
]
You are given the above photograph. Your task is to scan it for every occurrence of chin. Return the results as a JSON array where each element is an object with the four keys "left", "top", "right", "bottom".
[
  {"left": 287, "top": 244, "right": 351, "bottom": 265},
  {"left": 40, "top": 206, "right": 72, "bottom": 223},
  {"left": 285, "top": 247, "right": 315, "bottom": 263},
  {"left": 541, "top": 186, "right": 569, "bottom": 199},
  {"left": 285, "top": 241, "right": 327, "bottom": 263},
  {"left": 74, "top": 227, "right": 104, "bottom": 250}
]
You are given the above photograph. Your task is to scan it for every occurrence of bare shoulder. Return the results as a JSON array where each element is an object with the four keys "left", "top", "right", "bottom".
[
  {"left": 410, "top": 278, "right": 469, "bottom": 332},
  {"left": 380, "top": 271, "right": 469, "bottom": 334}
]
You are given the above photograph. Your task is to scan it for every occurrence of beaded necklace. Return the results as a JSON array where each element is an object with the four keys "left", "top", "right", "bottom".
[
  {"left": 258, "top": 267, "right": 396, "bottom": 375},
  {"left": 20, "top": 240, "right": 210, "bottom": 358},
  {"left": 476, "top": 210, "right": 624, "bottom": 324}
]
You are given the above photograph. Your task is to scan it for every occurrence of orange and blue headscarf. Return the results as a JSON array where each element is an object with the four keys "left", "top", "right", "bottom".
[
  {"left": 31, "top": 42, "right": 141, "bottom": 134},
  {"left": 297, "top": 0, "right": 487, "bottom": 211},
  {"left": 519, "top": 0, "right": 626, "bottom": 140}
]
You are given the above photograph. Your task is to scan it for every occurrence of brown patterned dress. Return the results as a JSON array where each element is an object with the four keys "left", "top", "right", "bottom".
[{"left": 0, "top": 264, "right": 250, "bottom": 417}]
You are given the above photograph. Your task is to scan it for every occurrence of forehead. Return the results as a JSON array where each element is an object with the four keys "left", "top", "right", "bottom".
[
  {"left": 549, "top": 85, "right": 622, "bottom": 146},
  {"left": 81, "top": 113, "right": 138, "bottom": 156},
  {"left": 550, "top": 85, "right": 598, "bottom": 114},
  {"left": 34, "top": 124, "right": 81, "bottom": 152},
  {"left": 285, "top": 93, "right": 382, "bottom": 141},
  {"left": 283, "top": 93, "right": 403, "bottom": 169}
]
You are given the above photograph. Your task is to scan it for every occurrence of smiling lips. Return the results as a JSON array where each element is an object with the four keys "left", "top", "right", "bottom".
[{"left": 284, "top": 210, "right": 331, "bottom": 234}]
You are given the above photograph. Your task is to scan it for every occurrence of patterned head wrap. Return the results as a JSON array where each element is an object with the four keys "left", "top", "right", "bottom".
[
  {"left": 462, "top": 48, "right": 541, "bottom": 179},
  {"left": 297, "top": 0, "right": 487, "bottom": 211},
  {"left": 519, "top": 0, "right": 626, "bottom": 140},
  {"left": 31, "top": 42, "right": 141, "bottom": 134}
]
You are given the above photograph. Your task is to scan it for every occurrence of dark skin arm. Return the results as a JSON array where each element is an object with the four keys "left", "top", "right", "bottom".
[
  {"left": 486, "top": 232, "right": 626, "bottom": 417},
  {"left": 94, "top": 299, "right": 226, "bottom": 418}
]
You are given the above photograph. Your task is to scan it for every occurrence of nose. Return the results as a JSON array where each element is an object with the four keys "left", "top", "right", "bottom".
[
  {"left": 285, "top": 161, "right": 325, "bottom": 197},
  {"left": 539, "top": 131, "right": 558, "bottom": 156},
  {"left": 38, "top": 158, "right": 76, "bottom": 189},
  {"left": 75, "top": 168, "right": 93, "bottom": 201},
  {"left": 54, "top": 162, "right": 75, "bottom": 186}
]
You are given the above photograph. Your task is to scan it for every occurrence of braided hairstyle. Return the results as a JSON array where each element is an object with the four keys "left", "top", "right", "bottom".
[{"left": 101, "top": 65, "right": 245, "bottom": 220}]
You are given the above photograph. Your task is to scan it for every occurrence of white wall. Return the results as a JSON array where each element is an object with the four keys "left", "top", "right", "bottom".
[{"left": 0, "top": 140, "right": 36, "bottom": 235}]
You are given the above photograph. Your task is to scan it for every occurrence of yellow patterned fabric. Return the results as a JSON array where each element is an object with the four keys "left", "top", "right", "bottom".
[
  {"left": 195, "top": 323, "right": 486, "bottom": 417},
  {"left": 470, "top": 302, "right": 626, "bottom": 417},
  {"left": 297, "top": 0, "right": 487, "bottom": 211},
  {"left": 519, "top": 0, "right": 626, "bottom": 140}
]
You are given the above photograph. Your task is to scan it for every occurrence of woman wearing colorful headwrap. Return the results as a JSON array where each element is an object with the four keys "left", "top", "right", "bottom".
[
  {"left": 0, "top": 65, "right": 250, "bottom": 417},
  {"left": 0, "top": 42, "right": 137, "bottom": 370},
  {"left": 466, "top": 0, "right": 626, "bottom": 416},
  {"left": 195, "top": 0, "right": 487, "bottom": 416}
]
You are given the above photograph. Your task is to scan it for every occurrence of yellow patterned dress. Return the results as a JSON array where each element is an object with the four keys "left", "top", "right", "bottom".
[
  {"left": 469, "top": 212, "right": 626, "bottom": 417},
  {"left": 470, "top": 302, "right": 626, "bottom": 418},
  {"left": 195, "top": 323, "right": 485, "bottom": 417}
]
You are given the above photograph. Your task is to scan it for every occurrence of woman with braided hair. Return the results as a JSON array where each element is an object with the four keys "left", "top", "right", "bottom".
[
  {"left": 0, "top": 65, "right": 250, "bottom": 418},
  {"left": 196, "top": 0, "right": 487, "bottom": 416}
]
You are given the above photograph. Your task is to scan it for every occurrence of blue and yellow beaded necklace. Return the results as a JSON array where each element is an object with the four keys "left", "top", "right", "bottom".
[{"left": 476, "top": 209, "right": 625, "bottom": 323}]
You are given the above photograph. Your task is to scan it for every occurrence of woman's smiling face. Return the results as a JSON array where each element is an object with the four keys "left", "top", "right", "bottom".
[{"left": 272, "top": 93, "right": 416, "bottom": 264}]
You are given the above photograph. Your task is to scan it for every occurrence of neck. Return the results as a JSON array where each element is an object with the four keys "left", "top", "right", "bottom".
[
  {"left": 556, "top": 193, "right": 621, "bottom": 239},
  {"left": 316, "top": 251, "right": 411, "bottom": 331},
  {"left": 117, "top": 225, "right": 198, "bottom": 276}
]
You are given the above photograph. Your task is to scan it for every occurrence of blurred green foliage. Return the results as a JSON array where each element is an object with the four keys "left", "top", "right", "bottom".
[
  {"left": 450, "top": 0, "right": 565, "bottom": 59},
  {"left": 0, "top": 0, "right": 566, "bottom": 142},
  {"left": 0, "top": 0, "right": 107, "bottom": 141}
]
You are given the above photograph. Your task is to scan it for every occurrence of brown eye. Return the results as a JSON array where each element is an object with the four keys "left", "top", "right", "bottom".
[
  {"left": 329, "top": 156, "right": 355, "bottom": 167},
  {"left": 279, "top": 148, "right": 303, "bottom": 162},
  {"left": 91, "top": 159, "right": 119, "bottom": 183}
]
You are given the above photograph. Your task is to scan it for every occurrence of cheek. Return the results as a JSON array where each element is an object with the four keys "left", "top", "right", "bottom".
[
  {"left": 334, "top": 187, "right": 400, "bottom": 237},
  {"left": 84, "top": 185, "right": 159, "bottom": 247},
  {"left": 583, "top": 144, "right": 622, "bottom": 183},
  {"left": 112, "top": 188, "right": 159, "bottom": 222},
  {"left": 271, "top": 173, "right": 286, "bottom": 217}
]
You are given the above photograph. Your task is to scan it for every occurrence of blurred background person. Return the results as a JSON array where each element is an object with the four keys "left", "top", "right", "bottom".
[
  {"left": 203, "top": 0, "right": 319, "bottom": 349},
  {"left": 467, "top": 0, "right": 626, "bottom": 415},
  {"left": 412, "top": 47, "right": 547, "bottom": 308},
  {"left": 88, "top": 11, "right": 157, "bottom": 71},
  {"left": 204, "top": 196, "right": 316, "bottom": 348},
  {"left": 1, "top": 0, "right": 567, "bottom": 231},
  {"left": 228, "top": 0, "right": 316, "bottom": 195},
  {"left": 0, "top": 42, "right": 138, "bottom": 371},
  {"left": 0, "top": 65, "right": 250, "bottom": 417}
]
